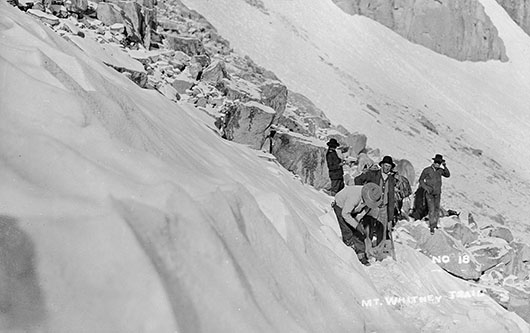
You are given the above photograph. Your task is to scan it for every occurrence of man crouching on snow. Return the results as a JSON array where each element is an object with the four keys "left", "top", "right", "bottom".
[{"left": 331, "top": 183, "right": 383, "bottom": 265}]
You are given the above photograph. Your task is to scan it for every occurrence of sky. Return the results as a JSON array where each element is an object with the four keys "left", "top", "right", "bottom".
[{"left": 1, "top": 0, "right": 530, "bottom": 331}]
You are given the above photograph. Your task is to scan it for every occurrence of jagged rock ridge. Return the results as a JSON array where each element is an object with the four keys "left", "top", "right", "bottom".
[
  {"left": 496, "top": 0, "right": 530, "bottom": 36},
  {"left": 332, "top": 0, "right": 508, "bottom": 62}
]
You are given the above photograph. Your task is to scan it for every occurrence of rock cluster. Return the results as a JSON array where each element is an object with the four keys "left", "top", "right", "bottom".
[
  {"left": 11, "top": 0, "right": 375, "bottom": 191},
  {"left": 332, "top": 0, "right": 508, "bottom": 62},
  {"left": 396, "top": 216, "right": 530, "bottom": 322}
]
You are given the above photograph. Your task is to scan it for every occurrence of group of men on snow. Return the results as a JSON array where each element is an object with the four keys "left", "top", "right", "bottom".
[{"left": 325, "top": 138, "right": 450, "bottom": 265}]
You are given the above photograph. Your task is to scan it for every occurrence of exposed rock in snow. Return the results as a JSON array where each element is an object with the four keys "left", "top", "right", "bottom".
[
  {"left": 27, "top": 9, "right": 60, "bottom": 25},
  {"left": 332, "top": 0, "right": 508, "bottom": 62},
  {"left": 270, "top": 132, "right": 330, "bottom": 190},
  {"left": 221, "top": 101, "right": 276, "bottom": 149},
  {"left": 491, "top": 226, "right": 515, "bottom": 243}
]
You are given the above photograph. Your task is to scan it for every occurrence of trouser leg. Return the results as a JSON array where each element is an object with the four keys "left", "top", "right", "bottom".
[
  {"left": 330, "top": 178, "right": 345, "bottom": 195},
  {"left": 426, "top": 193, "right": 440, "bottom": 229},
  {"left": 332, "top": 203, "right": 365, "bottom": 254}
]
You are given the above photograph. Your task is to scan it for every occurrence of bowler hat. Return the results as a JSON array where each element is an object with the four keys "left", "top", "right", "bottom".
[
  {"left": 327, "top": 138, "right": 340, "bottom": 148},
  {"left": 379, "top": 155, "right": 396, "bottom": 168},
  {"left": 432, "top": 154, "right": 445, "bottom": 163},
  {"left": 361, "top": 183, "right": 383, "bottom": 210}
]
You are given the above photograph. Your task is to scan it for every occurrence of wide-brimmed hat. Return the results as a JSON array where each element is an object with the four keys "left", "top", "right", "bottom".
[
  {"left": 326, "top": 138, "right": 340, "bottom": 148},
  {"left": 379, "top": 155, "right": 395, "bottom": 168},
  {"left": 432, "top": 154, "right": 445, "bottom": 163},
  {"left": 361, "top": 183, "right": 383, "bottom": 210}
]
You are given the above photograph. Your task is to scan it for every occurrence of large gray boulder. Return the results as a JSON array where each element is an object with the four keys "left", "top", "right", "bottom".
[
  {"left": 271, "top": 132, "right": 329, "bottom": 189},
  {"left": 332, "top": 0, "right": 508, "bottom": 62},
  {"left": 222, "top": 101, "right": 276, "bottom": 149},
  {"left": 467, "top": 237, "right": 513, "bottom": 273},
  {"left": 444, "top": 222, "right": 478, "bottom": 246},
  {"left": 202, "top": 60, "right": 230, "bottom": 83},
  {"left": 164, "top": 34, "right": 205, "bottom": 56},
  {"left": 489, "top": 226, "right": 514, "bottom": 243}
]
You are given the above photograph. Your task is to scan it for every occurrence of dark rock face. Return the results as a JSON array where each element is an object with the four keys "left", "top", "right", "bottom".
[
  {"left": 222, "top": 102, "right": 276, "bottom": 149},
  {"left": 332, "top": 0, "right": 508, "bottom": 62},
  {"left": 496, "top": 0, "right": 530, "bottom": 37},
  {"left": 271, "top": 133, "right": 330, "bottom": 190}
]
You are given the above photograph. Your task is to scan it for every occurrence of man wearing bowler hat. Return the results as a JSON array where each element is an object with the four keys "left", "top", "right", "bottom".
[
  {"left": 326, "top": 138, "right": 345, "bottom": 195},
  {"left": 419, "top": 154, "right": 451, "bottom": 234}
]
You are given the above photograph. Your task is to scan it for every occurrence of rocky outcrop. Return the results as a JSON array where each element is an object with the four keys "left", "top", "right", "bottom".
[
  {"left": 489, "top": 226, "right": 514, "bottom": 243},
  {"left": 444, "top": 221, "right": 478, "bottom": 246},
  {"left": 496, "top": 0, "right": 530, "bottom": 37},
  {"left": 467, "top": 238, "right": 513, "bottom": 272},
  {"left": 396, "top": 221, "right": 482, "bottom": 279},
  {"left": 164, "top": 34, "right": 206, "bottom": 55},
  {"left": 222, "top": 101, "right": 276, "bottom": 149},
  {"left": 332, "top": 0, "right": 508, "bottom": 62},
  {"left": 271, "top": 132, "right": 330, "bottom": 189}
]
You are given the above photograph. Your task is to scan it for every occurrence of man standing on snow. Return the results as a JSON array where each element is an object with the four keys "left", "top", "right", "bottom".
[
  {"left": 331, "top": 183, "right": 382, "bottom": 265},
  {"left": 354, "top": 155, "right": 396, "bottom": 245},
  {"left": 326, "top": 138, "right": 345, "bottom": 195},
  {"left": 418, "top": 154, "right": 450, "bottom": 234}
]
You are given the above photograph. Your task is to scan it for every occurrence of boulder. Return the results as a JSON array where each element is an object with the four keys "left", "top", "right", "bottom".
[
  {"left": 504, "top": 285, "right": 530, "bottom": 324},
  {"left": 467, "top": 237, "right": 513, "bottom": 273},
  {"left": 164, "top": 34, "right": 205, "bottom": 56},
  {"left": 96, "top": 2, "right": 124, "bottom": 26},
  {"left": 158, "top": 19, "right": 180, "bottom": 32},
  {"left": 259, "top": 81, "right": 287, "bottom": 121},
  {"left": 277, "top": 114, "right": 311, "bottom": 136},
  {"left": 201, "top": 60, "right": 230, "bottom": 83},
  {"left": 444, "top": 222, "right": 478, "bottom": 246},
  {"left": 171, "top": 73, "right": 195, "bottom": 94},
  {"left": 504, "top": 242, "right": 530, "bottom": 280},
  {"left": 222, "top": 101, "right": 276, "bottom": 149},
  {"left": 398, "top": 222, "right": 481, "bottom": 279},
  {"left": 67, "top": 0, "right": 88, "bottom": 13},
  {"left": 271, "top": 132, "right": 329, "bottom": 189},
  {"left": 156, "top": 83, "right": 180, "bottom": 102},
  {"left": 489, "top": 226, "right": 514, "bottom": 243},
  {"left": 216, "top": 78, "right": 261, "bottom": 101},
  {"left": 27, "top": 9, "right": 60, "bottom": 25},
  {"left": 332, "top": 0, "right": 508, "bottom": 62},
  {"left": 192, "top": 54, "right": 211, "bottom": 68}
]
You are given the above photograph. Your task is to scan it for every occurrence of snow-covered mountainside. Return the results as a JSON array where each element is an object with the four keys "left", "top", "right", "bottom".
[
  {"left": 2, "top": 0, "right": 530, "bottom": 331},
  {"left": 182, "top": 0, "right": 530, "bottom": 240}
]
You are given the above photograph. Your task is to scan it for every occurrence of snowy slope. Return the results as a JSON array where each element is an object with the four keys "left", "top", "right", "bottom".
[
  {"left": 1, "top": 1, "right": 529, "bottom": 332},
  {"left": 181, "top": 0, "right": 530, "bottom": 240}
]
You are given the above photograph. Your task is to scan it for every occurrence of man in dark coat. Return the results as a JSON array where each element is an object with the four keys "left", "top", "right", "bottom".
[
  {"left": 354, "top": 155, "right": 396, "bottom": 245},
  {"left": 326, "top": 138, "right": 344, "bottom": 195},
  {"left": 418, "top": 154, "right": 450, "bottom": 234}
]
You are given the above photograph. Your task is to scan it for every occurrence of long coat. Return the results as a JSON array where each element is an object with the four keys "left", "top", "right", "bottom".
[
  {"left": 326, "top": 148, "right": 344, "bottom": 180},
  {"left": 354, "top": 169, "right": 396, "bottom": 222}
]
